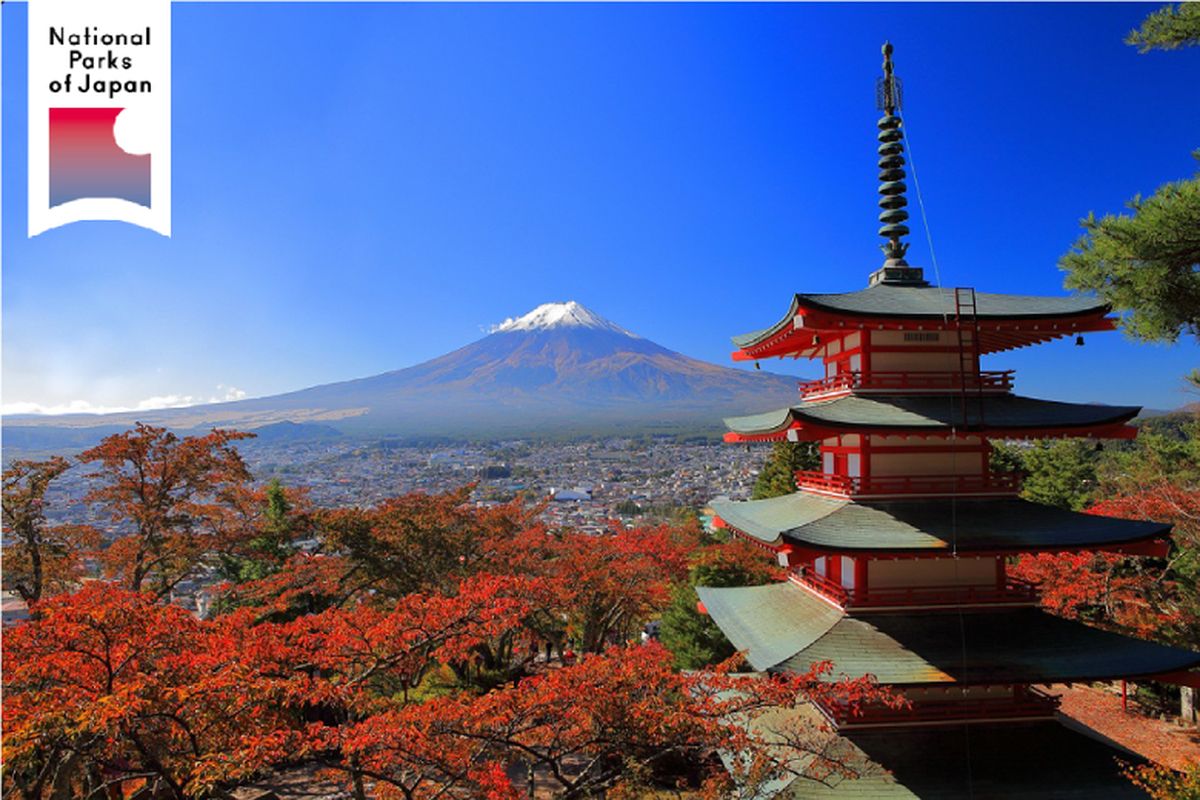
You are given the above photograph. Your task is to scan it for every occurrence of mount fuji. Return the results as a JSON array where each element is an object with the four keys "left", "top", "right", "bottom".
[{"left": 6, "top": 302, "right": 802, "bottom": 442}]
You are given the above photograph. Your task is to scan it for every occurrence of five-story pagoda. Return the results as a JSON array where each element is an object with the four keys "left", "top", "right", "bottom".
[{"left": 699, "top": 43, "right": 1200, "bottom": 798}]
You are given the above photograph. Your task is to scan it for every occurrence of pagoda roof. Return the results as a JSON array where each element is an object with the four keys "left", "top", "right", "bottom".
[
  {"left": 744, "top": 711, "right": 1146, "bottom": 799},
  {"left": 724, "top": 394, "right": 1138, "bottom": 440},
  {"left": 696, "top": 582, "right": 1200, "bottom": 684},
  {"left": 732, "top": 286, "right": 1109, "bottom": 349},
  {"left": 710, "top": 494, "right": 1170, "bottom": 554}
]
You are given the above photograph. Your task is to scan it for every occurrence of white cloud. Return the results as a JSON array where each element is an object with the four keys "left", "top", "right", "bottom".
[
  {"left": 2, "top": 385, "right": 251, "bottom": 416},
  {"left": 216, "top": 384, "right": 247, "bottom": 402}
]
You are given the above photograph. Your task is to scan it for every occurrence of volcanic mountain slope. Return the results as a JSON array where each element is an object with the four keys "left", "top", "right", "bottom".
[{"left": 6, "top": 302, "right": 802, "bottom": 439}]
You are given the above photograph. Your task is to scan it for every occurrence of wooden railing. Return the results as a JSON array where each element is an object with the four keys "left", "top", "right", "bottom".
[
  {"left": 799, "top": 370, "right": 1014, "bottom": 399},
  {"left": 818, "top": 687, "right": 1060, "bottom": 728},
  {"left": 794, "top": 470, "right": 1021, "bottom": 499},
  {"left": 791, "top": 571, "right": 1039, "bottom": 610}
]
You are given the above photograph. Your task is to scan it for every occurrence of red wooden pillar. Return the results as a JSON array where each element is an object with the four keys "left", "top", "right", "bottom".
[
  {"left": 1122, "top": 679, "right": 1128, "bottom": 712},
  {"left": 861, "top": 433, "right": 872, "bottom": 483}
]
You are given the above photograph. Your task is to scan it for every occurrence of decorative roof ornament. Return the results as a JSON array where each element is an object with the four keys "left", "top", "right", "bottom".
[{"left": 868, "top": 42, "right": 927, "bottom": 287}]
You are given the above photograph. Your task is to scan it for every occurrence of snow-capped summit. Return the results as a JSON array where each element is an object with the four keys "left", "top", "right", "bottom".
[
  {"left": 491, "top": 301, "right": 637, "bottom": 337},
  {"left": 9, "top": 298, "right": 803, "bottom": 443}
]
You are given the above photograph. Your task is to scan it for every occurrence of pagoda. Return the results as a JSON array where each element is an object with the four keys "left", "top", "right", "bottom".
[{"left": 698, "top": 43, "right": 1200, "bottom": 798}]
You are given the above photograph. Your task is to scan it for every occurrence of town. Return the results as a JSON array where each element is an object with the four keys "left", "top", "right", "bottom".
[{"left": 39, "top": 435, "right": 768, "bottom": 534}]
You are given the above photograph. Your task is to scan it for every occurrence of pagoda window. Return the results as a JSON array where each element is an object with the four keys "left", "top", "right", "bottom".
[
  {"left": 847, "top": 453, "right": 862, "bottom": 478},
  {"left": 840, "top": 556, "right": 857, "bottom": 590}
]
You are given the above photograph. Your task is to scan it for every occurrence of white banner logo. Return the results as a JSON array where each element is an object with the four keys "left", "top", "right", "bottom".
[{"left": 28, "top": 0, "right": 171, "bottom": 236}]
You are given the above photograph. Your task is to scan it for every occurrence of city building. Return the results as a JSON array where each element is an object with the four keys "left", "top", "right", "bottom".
[{"left": 698, "top": 43, "right": 1200, "bottom": 797}]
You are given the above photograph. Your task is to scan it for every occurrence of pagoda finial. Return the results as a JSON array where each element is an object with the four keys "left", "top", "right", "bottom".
[{"left": 875, "top": 41, "right": 911, "bottom": 268}]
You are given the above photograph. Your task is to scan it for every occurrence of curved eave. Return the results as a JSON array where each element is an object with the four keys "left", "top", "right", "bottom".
[
  {"left": 711, "top": 494, "right": 1173, "bottom": 555},
  {"left": 731, "top": 295, "right": 804, "bottom": 351},
  {"left": 797, "top": 287, "right": 1109, "bottom": 321},
  {"left": 698, "top": 582, "right": 1200, "bottom": 685},
  {"left": 732, "top": 295, "right": 1114, "bottom": 361},
  {"left": 724, "top": 395, "right": 1140, "bottom": 442}
]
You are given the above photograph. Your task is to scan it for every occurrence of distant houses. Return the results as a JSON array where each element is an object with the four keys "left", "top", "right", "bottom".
[{"left": 549, "top": 486, "right": 592, "bottom": 502}]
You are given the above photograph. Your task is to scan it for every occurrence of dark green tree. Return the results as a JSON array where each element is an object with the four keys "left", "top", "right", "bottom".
[
  {"left": 1099, "top": 416, "right": 1200, "bottom": 490},
  {"left": 1061, "top": 167, "right": 1200, "bottom": 344},
  {"left": 751, "top": 441, "right": 819, "bottom": 500},
  {"left": 614, "top": 499, "right": 643, "bottom": 516},
  {"left": 659, "top": 541, "right": 782, "bottom": 669},
  {"left": 993, "top": 439, "right": 1100, "bottom": 511},
  {"left": 1060, "top": 4, "right": 1200, "bottom": 349},
  {"left": 1126, "top": 2, "right": 1200, "bottom": 52},
  {"left": 218, "top": 479, "right": 306, "bottom": 584}
]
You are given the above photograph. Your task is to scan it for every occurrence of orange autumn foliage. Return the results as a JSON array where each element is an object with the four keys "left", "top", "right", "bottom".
[
  {"left": 1011, "top": 481, "right": 1200, "bottom": 640},
  {"left": 2, "top": 456, "right": 101, "bottom": 603},
  {"left": 326, "top": 643, "right": 893, "bottom": 799},
  {"left": 4, "top": 429, "right": 895, "bottom": 800},
  {"left": 2, "top": 585, "right": 297, "bottom": 799},
  {"left": 79, "top": 423, "right": 255, "bottom": 597}
]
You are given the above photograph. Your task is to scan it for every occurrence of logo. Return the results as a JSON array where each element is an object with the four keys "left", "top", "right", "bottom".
[
  {"left": 49, "top": 107, "right": 151, "bottom": 208},
  {"left": 28, "top": 0, "right": 171, "bottom": 236}
]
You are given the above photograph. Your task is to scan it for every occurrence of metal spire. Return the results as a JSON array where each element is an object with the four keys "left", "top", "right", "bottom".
[{"left": 876, "top": 41, "right": 910, "bottom": 267}]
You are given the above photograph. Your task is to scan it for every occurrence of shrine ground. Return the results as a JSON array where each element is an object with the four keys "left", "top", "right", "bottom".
[{"left": 1051, "top": 682, "right": 1200, "bottom": 772}]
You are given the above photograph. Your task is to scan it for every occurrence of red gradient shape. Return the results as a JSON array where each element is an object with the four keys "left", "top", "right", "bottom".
[{"left": 49, "top": 108, "right": 151, "bottom": 208}]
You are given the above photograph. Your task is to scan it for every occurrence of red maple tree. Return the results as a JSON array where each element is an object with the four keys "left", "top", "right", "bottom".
[
  {"left": 2, "top": 586, "right": 295, "bottom": 799},
  {"left": 1011, "top": 481, "right": 1200, "bottom": 640},
  {"left": 79, "top": 423, "right": 255, "bottom": 597},
  {"left": 5, "top": 426, "right": 894, "bottom": 799},
  {"left": 2, "top": 456, "right": 100, "bottom": 603}
]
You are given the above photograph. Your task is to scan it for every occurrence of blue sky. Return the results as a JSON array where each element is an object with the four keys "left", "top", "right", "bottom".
[{"left": 3, "top": 2, "right": 1198, "bottom": 414}]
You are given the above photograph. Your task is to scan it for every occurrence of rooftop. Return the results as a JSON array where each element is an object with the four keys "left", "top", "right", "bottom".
[
  {"left": 724, "top": 394, "right": 1139, "bottom": 440},
  {"left": 697, "top": 581, "right": 1200, "bottom": 685},
  {"left": 732, "top": 286, "right": 1109, "bottom": 349},
  {"left": 710, "top": 494, "right": 1170, "bottom": 554}
]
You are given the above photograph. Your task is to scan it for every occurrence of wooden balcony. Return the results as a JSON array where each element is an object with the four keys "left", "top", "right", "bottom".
[
  {"left": 799, "top": 370, "right": 1014, "bottom": 400},
  {"left": 794, "top": 470, "right": 1022, "bottom": 499},
  {"left": 791, "top": 570, "right": 1040, "bottom": 611},
  {"left": 817, "top": 687, "right": 1060, "bottom": 729}
]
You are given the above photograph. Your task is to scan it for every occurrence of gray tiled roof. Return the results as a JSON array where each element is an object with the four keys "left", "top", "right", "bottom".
[
  {"left": 696, "top": 583, "right": 843, "bottom": 671},
  {"left": 698, "top": 582, "right": 1200, "bottom": 684},
  {"left": 732, "top": 286, "right": 1107, "bottom": 348},
  {"left": 773, "top": 719, "right": 1147, "bottom": 798},
  {"left": 710, "top": 494, "right": 1170, "bottom": 552},
  {"left": 724, "top": 394, "right": 1139, "bottom": 435}
]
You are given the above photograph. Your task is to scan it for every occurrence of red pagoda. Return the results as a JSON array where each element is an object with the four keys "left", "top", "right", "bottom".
[{"left": 698, "top": 43, "right": 1200, "bottom": 797}]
